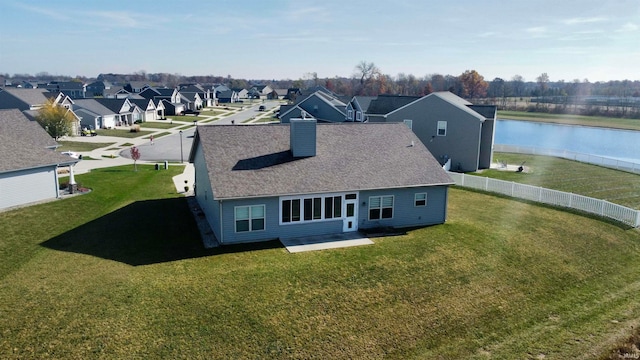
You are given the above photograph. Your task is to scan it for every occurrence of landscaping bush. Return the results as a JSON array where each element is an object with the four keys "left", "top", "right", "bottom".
[{"left": 130, "top": 125, "right": 141, "bottom": 132}]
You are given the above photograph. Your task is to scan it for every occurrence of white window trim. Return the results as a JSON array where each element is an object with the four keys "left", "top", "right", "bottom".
[
  {"left": 356, "top": 111, "right": 362, "bottom": 121},
  {"left": 368, "top": 195, "right": 394, "bottom": 220},
  {"left": 414, "top": 193, "right": 427, "bottom": 207},
  {"left": 234, "top": 204, "right": 266, "bottom": 233},
  {"left": 279, "top": 192, "right": 354, "bottom": 225},
  {"left": 437, "top": 121, "right": 447, "bottom": 136},
  {"left": 403, "top": 119, "right": 413, "bottom": 129}
]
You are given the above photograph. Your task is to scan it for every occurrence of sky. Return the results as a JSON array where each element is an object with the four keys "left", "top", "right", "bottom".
[{"left": 1, "top": 0, "right": 638, "bottom": 82}]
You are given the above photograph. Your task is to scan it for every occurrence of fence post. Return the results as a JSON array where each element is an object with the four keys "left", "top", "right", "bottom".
[
  {"left": 485, "top": 176, "right": 489, "bottom": 191},
  {"left": 511, "top": 182, "right": 514, "bottom": 197},
  {"left": 636, "top": 211, "right": 640, "bottom": 228}
]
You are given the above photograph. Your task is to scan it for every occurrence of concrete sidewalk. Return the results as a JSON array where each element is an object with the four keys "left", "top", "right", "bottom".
[{"left": 280, "top": 232, "right": 374, "bottom": 253}]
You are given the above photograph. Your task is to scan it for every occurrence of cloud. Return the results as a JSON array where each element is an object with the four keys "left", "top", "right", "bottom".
[
  {"left": 525, "top": 26, "right": 548, "bottom": 37},
  {"left": 80, "top": 10, "right": 160, "bottom": 29},
  {"left": 562, "top": 17, "right": 607, "bottom": 25},
  {"left": 617, "top": 22, "right": 638, "bottom": 32},
  {"left": 12, "top": 3, "right": 69, "bottom": 20},
  {"left": 285, "top": 6, "right": 330, "bottom": 22}
]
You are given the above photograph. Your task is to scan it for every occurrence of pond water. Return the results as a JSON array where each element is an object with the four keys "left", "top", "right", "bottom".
[{"left": 495, "top": 119, "right": 640, "bottom": 163}]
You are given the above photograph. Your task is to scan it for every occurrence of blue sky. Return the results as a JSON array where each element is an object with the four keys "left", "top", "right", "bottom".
[{"left": 1, "top": 0, "right": 638, "bottom": 82}]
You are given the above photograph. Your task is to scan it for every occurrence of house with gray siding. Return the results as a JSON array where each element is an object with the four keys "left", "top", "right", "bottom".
[
  {"left": 279, "top": 91, "right": 346, "bottom": 123},
  {"left": 345, "top": 96, "right": 376, "bottom": 122},
  {"left": 189, "top": 120, "right": 453, "bottom": 246},
  {"left": 0, "top": 109, "right": 78, "bottom": 211},
  {"left": 367, "top": 92, "right": 496, "bottom": 172}
]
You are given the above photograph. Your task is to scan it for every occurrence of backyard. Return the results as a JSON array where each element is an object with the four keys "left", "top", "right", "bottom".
[{"left": 0, "top": 165, "right": 639, "bottom": 358}]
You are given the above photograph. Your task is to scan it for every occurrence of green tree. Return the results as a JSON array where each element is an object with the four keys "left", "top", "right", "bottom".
[
  {"left": 458, "top": 70, "right": 488, "bottom": 98},
  {"left": 35, "top": 98, "right": 75, "bottom": 140}
]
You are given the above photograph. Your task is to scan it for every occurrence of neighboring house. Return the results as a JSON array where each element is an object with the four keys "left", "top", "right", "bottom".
[
  {"left": 86, "top": 81, "right": 106, "bottom": 97},
  {"left": 124, "top": 82, "right": 151, "bottom": 93},
  {"left": 74, "top": 99, "right": 119, "bottom": 129},
  {"left": 128, "top": 98, "right": 158, "bottom": 122},
  {"left": 367, "top": 92, "right": 496, "bottom": 172},
  {"left": 268, "top": 89, "right": 287, "bottom": 100},
  {"left": 232, "top": 88, "right": 249, "bottom": 99},
  {"left": 160, "top": 99, "right": 186, "bottom": 116},
  {"left": 216, "top": 90, "right": 239, "bottom": 103},
  {"left": 104, "top": 86, "right": 131, "bottom": 99},
  {"left": 0, "top": 89, "right": 80, "bottom": 135},
  {"left": 93, "top": 98, "right": 140, "bottom": 126},
  {"left": 285, "top": 88, "right": 302, "bottom": 102},
  {"left": 45, "top": 82, "right": 85, "bottom": 99},
  {"left": 179, "top": 85, "right": 207, "bottom": 110},
  {"left": 0, "top": 109, "right": 79, "bottom": 211},
  {"left": 253, "top": 84, "right": 273, "bottom": 97},
  {"left": 279, "top": 91, "right": 346, "bottom": 123},
  {"left": 189, "top": 120, "right": 453, "bottom": 245},
  {"left": 345, "top": 96, "right": 376, "bottom": 122},
  {"left": 247, "top": 88, "right": 261, "bottom": 99}
]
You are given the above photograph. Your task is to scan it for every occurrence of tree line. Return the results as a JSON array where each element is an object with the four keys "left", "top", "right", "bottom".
[{"left": 4, "top": 65, "right": 640, "bottom": 101}]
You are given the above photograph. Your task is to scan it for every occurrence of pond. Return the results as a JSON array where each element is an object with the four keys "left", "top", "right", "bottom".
[{"left": 495, "top": 119, "right": 640, "bottom": 163}]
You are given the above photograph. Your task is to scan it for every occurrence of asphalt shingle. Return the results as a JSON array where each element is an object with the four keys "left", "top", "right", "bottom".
[{"left": 194, "top": 122, "right": 453, "bottom": 199}]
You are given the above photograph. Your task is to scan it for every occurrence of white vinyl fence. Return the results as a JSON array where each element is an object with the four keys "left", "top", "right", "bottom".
[
  {"left": 494, "top": 144, "right": 640, "bottom": 175},
  {"left": 448, "top": 172, "right": 640, "bottom": 227}
]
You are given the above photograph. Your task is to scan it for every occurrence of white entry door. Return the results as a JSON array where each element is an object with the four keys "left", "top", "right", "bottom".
[{"left": 343, "top": 194, "right": 358, "bottom": 232}]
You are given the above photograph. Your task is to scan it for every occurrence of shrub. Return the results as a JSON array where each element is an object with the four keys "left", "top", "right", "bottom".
[{"left": 130, "top": 125, "right": 141, "bottom": 133}]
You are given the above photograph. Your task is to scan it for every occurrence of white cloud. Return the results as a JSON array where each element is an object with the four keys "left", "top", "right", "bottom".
[
  {"left": 563, "top": 17, "right": 607, "bottom": 25},
  {"left": 617, "top": 23, "right": 639, "bottom": 32}
]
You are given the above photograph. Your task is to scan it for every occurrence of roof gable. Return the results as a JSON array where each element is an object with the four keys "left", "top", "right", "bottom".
[{"left": 367, "top": 95, "right": 421, "bottom": 115}]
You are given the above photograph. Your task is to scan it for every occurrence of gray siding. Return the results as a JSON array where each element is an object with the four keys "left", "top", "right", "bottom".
[
  {"left": 0, "top": 167, "right": 59, "bottom": 210},
  {"left": 479, "top": 119, "right": 495, "bottom": 169},
  {"left": 290, "top": 119, "right": 316, "bottom": 157},
  {"left": 192, "top": 142, "right": 220, "bottom": 241},
  {"left": 385, "top": 96, "right": 483, "bottom": 172},
  {"left": 359, "top": 186, "right": 448, "bottom": 229},
  {"left": 299, "top": 95, "right": 345, "bottom": 122}
]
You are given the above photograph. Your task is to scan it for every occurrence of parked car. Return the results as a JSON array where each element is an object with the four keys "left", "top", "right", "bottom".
[
  {"left": 258, "top": 105, "right": 266, "bottom": 111},
  {"left": 61, "top": 151, "right": 81, "bottom": 159},
  {"left": 182, "top": 109, "right": 200, "bottom": 116}
]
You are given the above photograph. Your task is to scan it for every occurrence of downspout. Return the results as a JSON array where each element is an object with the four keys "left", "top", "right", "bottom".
[
  {"left": 54, "top": 166, "right": 61, "bottom": 199},
  {"left": 443, "top": 186, "right": 449, "bottom": 222},
  {"left": 219, "top": 200, "right": 224, "bottom": 244}
]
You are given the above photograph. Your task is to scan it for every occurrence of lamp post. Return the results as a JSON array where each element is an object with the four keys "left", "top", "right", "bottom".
[{"left": 179, "top": 130, "right": 183, "bottom": 163}]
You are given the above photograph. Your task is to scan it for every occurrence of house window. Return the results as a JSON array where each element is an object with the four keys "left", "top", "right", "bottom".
[
  {"left": 281, "top": 199, "right": 301, "bottom": 223},
  {"left": 369, "top": 196, "right": 394, "bottom": 220},
  {"left": 437, "top": 121, "right": 447, "bottom": 136},
  {"left": 281, "top": 194, "right": 343, "bottom": 224},
  {"left": 235, "top": 205, "right": 265, "bottom": 232},
  {"left": 356, "top": 111, "right": 362, "bottom": 121},
  {"left": 347, "top": 109, "right": 353, "bottom": 120},
  {"left": 403, "top": 119, "right": 413, "bottom": 129},
  {"left": 415, "top": 193, "right": 427, "bottom": 207}
]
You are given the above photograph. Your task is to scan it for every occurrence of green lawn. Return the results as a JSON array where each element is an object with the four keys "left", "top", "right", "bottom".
[
  {"left": 165, "top": 115, "right": 208, "bottom": 122},
  {"left": 1, "top": 166, "right": 639, "bottom": 358},
  {"left": 498, "top": 110, "right": 640, "bottom": 131},
  {"left": 139, "top": 122, "right": 180, "bottom": 129},
  {"left": 479, "top": 152, "right": 640, "bottom": 209},
  {"left": 95, "top": 128, "right": 153, "bottom": 138},
  {"left": 56, "top": 141, "right": 116, "bottom": 152}
]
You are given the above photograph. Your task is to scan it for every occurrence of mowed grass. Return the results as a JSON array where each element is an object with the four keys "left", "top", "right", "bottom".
[
  {"left": 1, "top": 166, "right": 640, "bottom": 358},
  {"left": 498, "top": 110, "right": 640, "bottom": 131},
  {"left": 480, "top": 152, "right": 640, "bottom": 209},
  {"left": 95, "top": 128, "right": 153, "bottom": 138},
  {"left": 139, "top": 122, "right": 180, "bottom": 129},
  {"left": 56, "top": 141, "right": 116, "bottom": 152}
]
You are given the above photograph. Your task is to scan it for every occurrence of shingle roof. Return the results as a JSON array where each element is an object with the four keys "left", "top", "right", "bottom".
[
  {"left": 0, "top": 109, "right": 77, "bottom": 173},
  {"left": 193, "top": 122, "right": 453, "bottom": 199},
  {"left": 94, "top": 98, "right": 128, "bottom": 113},
  {"left": 353, "top": 96, "right": 376, "bottom": 111},
  {"left": 73, "top": 99, "right": 117, "bottom": 116},
  {"left": 366, "top": 95, "right": 421, "bottom": 115},
  {"left": 0, "top": 88, "right": 53, "bottom": 107}
]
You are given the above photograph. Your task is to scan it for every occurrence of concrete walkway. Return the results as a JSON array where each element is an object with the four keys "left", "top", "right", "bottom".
[{"left": 280, "top": 232, "right": 374, "bottom": 253}]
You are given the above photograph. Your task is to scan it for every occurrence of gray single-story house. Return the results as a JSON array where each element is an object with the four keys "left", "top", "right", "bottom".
[
  {"left": 189, "top": 120, "right": 454, "bottom": 245},
  {"left": 0, "top": 109, "right": 78, "bottom": 211}
]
